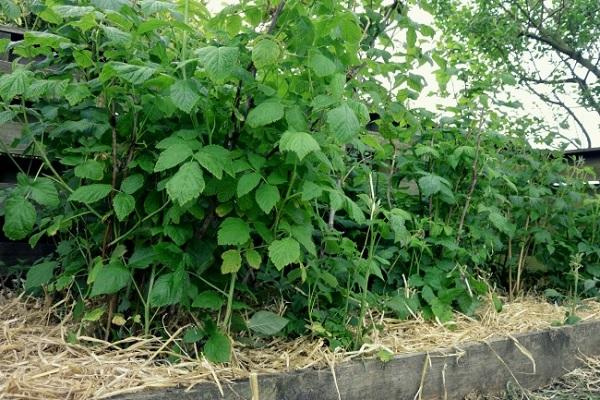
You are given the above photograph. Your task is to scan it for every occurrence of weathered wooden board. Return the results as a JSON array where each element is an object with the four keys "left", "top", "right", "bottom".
[
  {"left": 112, "top": 319, "right": 600, "bottom": 400},
  {"left": 0, "top": 121, "right": 26, "bottom": 154}
]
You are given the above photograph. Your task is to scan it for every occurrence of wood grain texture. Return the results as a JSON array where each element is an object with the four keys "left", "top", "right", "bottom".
[
  {"left": 111, "top": 320, "right": 600, "bottom": 400},
  {"left": 0, "top": 121, "right": 25, "bottom": 154}
]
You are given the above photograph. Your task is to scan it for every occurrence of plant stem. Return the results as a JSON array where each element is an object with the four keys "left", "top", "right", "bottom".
[{"left": 223, "top": 272, "right": 237, "bottom": 333}]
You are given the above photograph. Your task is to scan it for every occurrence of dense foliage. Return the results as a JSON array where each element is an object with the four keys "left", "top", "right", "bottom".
[{"left": 0, "top": 0, "right": 599, "bottom": 361}]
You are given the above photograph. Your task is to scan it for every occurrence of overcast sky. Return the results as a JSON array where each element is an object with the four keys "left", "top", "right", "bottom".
[{"left": 206, "top": 1, "right": 599, "bottom": 149}]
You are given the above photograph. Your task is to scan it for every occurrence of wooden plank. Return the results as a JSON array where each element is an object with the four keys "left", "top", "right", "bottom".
[
  {"left": 0, "top": 121, "right": 26, "bottom": 154},
  {"left": 0, "top": 25, "right": 25, "bottom": 35},
  {"left": 111, "top": 320, "right": 600, "bottom": 400}
]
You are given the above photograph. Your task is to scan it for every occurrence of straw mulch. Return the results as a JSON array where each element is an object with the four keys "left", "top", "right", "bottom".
[
  {"left": 476, "top": 355, "right": 600, "bottom": 399},
  {"left": 1, "top": 292, "right": 600, "bottom": 400}
]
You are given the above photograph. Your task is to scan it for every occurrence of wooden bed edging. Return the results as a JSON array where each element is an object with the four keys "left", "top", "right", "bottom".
[{"left": 112, "top": 319, "right": 600, "bottom": 400}]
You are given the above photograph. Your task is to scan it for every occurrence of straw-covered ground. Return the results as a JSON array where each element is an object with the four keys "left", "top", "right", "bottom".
[
  {"left": 474, "top": 356, "right": 600, "bottom": 400},
  {"left": 1, "top": 292, "right": 600, "bottom": 400}
]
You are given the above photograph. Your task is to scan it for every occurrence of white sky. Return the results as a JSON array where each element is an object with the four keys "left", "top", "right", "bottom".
[{"left": 206, "top": 1, "right": 599, "bottom": 149}]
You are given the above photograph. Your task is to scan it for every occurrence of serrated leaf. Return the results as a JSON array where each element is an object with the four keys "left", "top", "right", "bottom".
[
  {"left": 327, "top": 103, "right": 360, "bottom": 142},
  {"left": 237, "top": 172, "right": 262, "bottom": 198},
  {"left": 29, "top": 178, "right": 59, "bottom": 208},
  {"left": 154, "top": 143, "right": 193, "bottom": 172},
  {"left": 309, "top": 53, "right": 336, "bottom": 77},
  {"left": 121, "top": 174, "right": 144, "bottom": 194},
  {"left": 268, "top": 238, "right": 300, "bottom": 271},
  {"left": 92, "top": 0, "right": 129, "bottom": 11},
  {"left": 247, "top": 100, "right": 284, "bottom": 128},
  {"left": 25, "top": 261, "right": 57, "bottom": 291},
  {"left": 252, "top": 38, "right": 280, "bottom": 68},
  {"left": 102, "top": 26, "right": 132, "bottom": 46},
  {"left": 245, "top": 249, "right": 262, "bottom": 269},
  {"left": 221, "top": 249, "right": 242, "bottom": 274},
  {"left": 83, "top": 307, "right": 105, "bottom": 322},
  {"left": 418, "top": 174, "right": 445, "bottom": 197},
  {"left": 488, "top": 212, "right": 516, "bottom": 237},
  {"left": 279, "top": 131, "right": 320, "bottom": 160},
  {"left": 149, "top": 269, "right": 184, "bottom": 306},
  {"left": 217, "top": 218, "right": 251, "bottom": 246},
  {"left": 0, "top": 0, "right": 21, "bottom": 19},
  {"left": 170, "top": 79, "right": 200, "bottom": 113},
  {"left": 204, "top": 331, "right": 231, "bottom": 363},
  {"left": 90, "top": 263, "right": 130, "bottom": 296},
  {"left": 197, "top": 46, "right": 239, "bottom": 81},
  {"left": 0, "top": 69, "right": 31, "bottom": 101},
  {"left": 301, "top": 181, "right": 323, "bottom": 201},
  {"left": 192, "top": 290, "right": 225, "bottom": 310},
  {"left": 248, "top": 310, "right": 288, "bottom": 335},
  {"left": 113, "top": 192, "right": 135, "bottom": 221},
  {"left": 195, "top": 145, "right": 229, "bottom": 179},
  {"left": 255, "top": 183, "right": 279, "bottom": 214},
  {"left": 68, "top": 184, "right": 112, "bottom": 204},
  {"left": 74, "top": 159, "right": 104, "bottom": 181},
  {"left": 129, "top": 246, "right": 154, "bottom": 269},
  {"left": 105, "top": 62, "right": 156, "bottom": 84},
  {"left": 290, "top": 224, "right": 316, "bottom": 256},
  {"left": 166, "top": 161, "right": 205, "bottom": 206}
]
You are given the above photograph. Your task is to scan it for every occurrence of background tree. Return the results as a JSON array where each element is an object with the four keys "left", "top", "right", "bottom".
[{"left": 427, "top": 0, "right": 600, "bottom": 148}]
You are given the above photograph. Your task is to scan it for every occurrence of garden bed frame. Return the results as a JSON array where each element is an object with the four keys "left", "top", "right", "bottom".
[{"left": 113, "top": 319, "right": 600, "bottom": 400}]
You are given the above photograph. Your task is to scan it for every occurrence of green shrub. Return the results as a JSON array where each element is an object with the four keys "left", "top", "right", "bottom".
[{"left": 0, "top": 0, "right": 598, "bottom": 360}]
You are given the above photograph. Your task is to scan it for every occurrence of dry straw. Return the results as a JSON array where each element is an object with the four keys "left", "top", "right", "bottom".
[{"left": 1, "top": 291, "right": 600, "bottom": 400}]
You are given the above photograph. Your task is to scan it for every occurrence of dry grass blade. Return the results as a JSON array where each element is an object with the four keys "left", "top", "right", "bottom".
[{"left": 1, "top": 291, "right": 599, "bottom": 400}]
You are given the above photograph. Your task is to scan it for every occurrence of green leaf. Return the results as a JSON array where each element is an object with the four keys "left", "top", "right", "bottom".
[
  {"left": 0, "top": 69, "right": 31, "bottom": 101},
  {"left": 488, "top": 212, "right": 516, "bottom": 237},
  {"left": 102, "top": 26, "right": 132, "bottom": 46},
  {"left": 290, "top": 224, "right": 316, "bottom": 256},
  {"left": 68, "top": 184, "right": 112, "bottom": 204},
  {"left": 197, "top": 46, "right": 239, "bottom": 82},
  {"left": 105, "top": 62, "right": 156, "bottom": 84},
  {"left": 83, "top": 307, "right": 105, "bottom": 322},
  {"left": 92, "top": 0, "right": 129, "bottom": 11},
  {"left": 327, "top": 103, "right": 360, "bottom": 142},
  {"left": 195, "top": 145, "right": 229, "bottom": 179},
  {"left": 0, "top": 0, "right": 21, "bottom": 20},
  {"left": 430, "top": 299, "right": 453, "bottom": 323},
  {"left": 29, "top": 178, "right": 59, "bottom": 208},
  {"left": 217, "top": 218, "right": 251, "bottom": 246},
  {"left": 279, "top": 131, "right": 320, "bottom": 160},
  {"left": 74, "top": 159, "right": 104, "bottom": 181},
  {"left": 192, "top": 290, "right": 225, "bottom": 310},
  {"left": 221, "top": 249, "right": 242, "bottom": 274},
  {"left": 113, "top": 192, "right": 135, "bottom": 221},
  {"left": 149, "top": 269, "right": 184, "bottom": 307},
  {"left": 418, "top": 174, "right": 445, "bottom": 197},
  {"left": 268, "top": 238, "right": 300, "bottom": 271},
  {"left": 90, "top": 263, "right": 130, "bottom": 296},
  {"left": 247, "top": 100, "right": 284, "bottom": 128},
  {"left": 255, "top": 183, "right": 280, "bottom": 214},
  {"left": 245, "top": 249, "right": 262, "bottom": 269},
  {"left": 170, "top": 79, "right": 200, "bottom": 114},
  {"left": 204, "top": 331, "right": 231, "bottom": 363},
  {"left": 65, "top": 84, "right": 92, "bottom": 106},
  {"left": 129, "top": 246, "right": 154, "bottom": 269},
  {"left": 25, "top": 261, "right": 57, "bottom": 291},
  {"left": 166, "top": 161, "right": 205, "bottom": 206},
  {"left": 237, "top": 172, "right": 262, "bottom": 198},
  {"left": 309, "top": 52, "right": 336, "bottom": 77},
  {"left": 252, "top": 38, "right": 280, "bottom": 68},
  {"left": 301, "top": 181, "right": 323, "bottom": 201},
  {"left": 121, "top": 174, "right": 144, "bottom": 194},
  {"left": 247, "top": 310, "right": 288, "bottom": 335},
  {"left": 154, "top": 143, "right": 193, "bottom": 172}
]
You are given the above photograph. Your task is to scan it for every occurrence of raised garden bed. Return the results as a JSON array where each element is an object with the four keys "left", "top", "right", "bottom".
[{"left": 2, "top": 294, "right": 600, "bottom": 400}]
